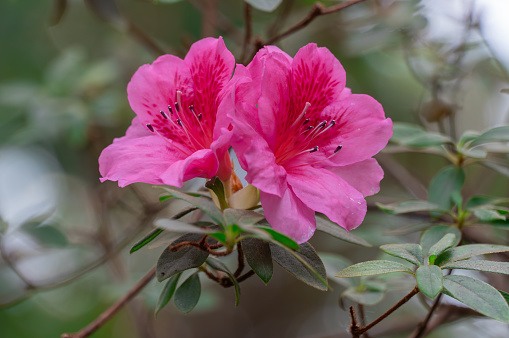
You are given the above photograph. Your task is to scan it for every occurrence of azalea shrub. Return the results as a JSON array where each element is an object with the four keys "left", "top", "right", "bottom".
[{"left": 1, "top": 1, "right": 509, "bottom": 338}]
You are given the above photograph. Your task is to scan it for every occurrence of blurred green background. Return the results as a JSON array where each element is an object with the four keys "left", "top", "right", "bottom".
[{"left": 1, "top": 0, "right": 508, "bottom": 337}]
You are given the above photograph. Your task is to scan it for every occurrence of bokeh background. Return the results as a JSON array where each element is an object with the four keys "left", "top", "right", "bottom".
[{"left": 1, "top": 0, "right": 508, "bottom": 337}]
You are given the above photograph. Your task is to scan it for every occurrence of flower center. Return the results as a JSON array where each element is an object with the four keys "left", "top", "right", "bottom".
[
  {"left": 145, "top": 90, "right": 213, "bottom": 155},
  {"left": 274, "top": 102, "right": 342, "bottom": 168}
]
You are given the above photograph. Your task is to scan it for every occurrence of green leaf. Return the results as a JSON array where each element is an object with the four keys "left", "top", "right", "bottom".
[
  {"left": 21, "top": 222, "right": 68, "bottom": 248},
  {"left": 131, "top": 207, "right": 198, "bottom": 254},
  {"left": 270, "top": 242, "right": 328, "bottom": 291},
  {"left": 174, "top": 273, "right": 201, "bottom": 314},
  {"left": 420, "top": 225, "right": 461, "bottom": 255},
  {"left": 456, "top": 146, "right": 487, "bottom": 159},
  {"left": 458, "top": 130, "right": 481, "bottom": 147},
  {"left": 376, "top": 201, "right": 445, "bottom": 215},
  {"left": 206, "top": 257, "right": 241, "bottom": 306},
  {"left": 241, "top": 238, "right": 273, "bottom": 284},
  {"left": 315, "top": 216, "right": 372, "bottom": 247},
  {"left": 342, "top": 284, "right": 386, "bottom": 306},
  {"left": 155, "top": 273, "right": 181, "bottom": 316},
  {"left": 335, "top": 260, "right": 414, "bottom": 278},
  {"left": 416, "top": 265, "right": 443, "bottom": 298},
  {"left": 155, "top": 218, "right": 215, "bottom": 234},
  {"left": 428, "top": 233, "right": 456, "bottom": 258},
  {"left": 443, "top": 275, "right": 509, "bottom": 322},
  {"left": 160, "top": 187, "right": 224, "bottom": 226},
  {"left": 256, "top": 226, "right": 299, "bottom": 250},
  {"left": 442, "top": 260, "right": 509, "bottom": 275},
  {"left": 465, "top": 196, "right": 496, "bottom": 210},
  {"left": 468, "top": 126, "right": 509, "bottom": 147},
  {"left": 428, "top": 166, "right": 465, "bottom": 214},
  {"left": 436, "top": 244, "right": 509, "bottom": 266},
  {"left": 156, "top": 233, "right": 210, "bottom": 282},
  {"left": 380, "top": 243, "right": 424, "bottom": 266},
  {"left": 223, "top": 208, "right": 265, "bottom": 228},
  {"left": 205, "top": 176, "right": 228, "bottom": 210},
  {"left": 499, "top": 290, "right": 509, "bottom": 305},
  {"left": 391, "top": 123, "right": 452, "bottom": 147},
  {"left": 473, "top": 209, "right": 506, "bottom": 222},
  {"left": 131, "top": 228, "right": 164, "bottom": 254},
  {"left": 245, "top": 0, "right": 283, "bottom": 12}
]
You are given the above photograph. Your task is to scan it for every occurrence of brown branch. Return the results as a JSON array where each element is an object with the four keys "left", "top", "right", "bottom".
[
  {"left": 240, "top": 2, "right": 253, "bottom": 65},
  {"left": 61, "top": 266, "right": 156, "bottom": 338},
  {"left": 169, "top": 236, "right": 232, "bottom": 256},
  {"left": 263, "top": 0, "right": 368, "bottom": 46},
  {"left": 351, "top": 287, "right": 420, "bottom": 337}
]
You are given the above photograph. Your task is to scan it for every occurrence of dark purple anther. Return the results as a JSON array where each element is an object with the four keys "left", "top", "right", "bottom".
[
  {"left": 309, "top": 146, "right": 319, "bottom": 153},
  {"left": 146, "top": 123, "right": 154, "bottom": 132},
  {"left": 334, "top": 145, "right": 343, "bottom": 153},
  {"left": 176, "top": 119, "right": 183, "bottom": 127},
  {"left": 160, "top": 111, "right": 168, "bottom": 119}
]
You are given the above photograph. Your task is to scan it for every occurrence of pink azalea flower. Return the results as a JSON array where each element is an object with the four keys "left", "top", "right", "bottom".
[
  {"left": 230, "top": 44, "right": 393, "bottom": 243},
  {"left": 99, "top": 37, "right": 237, "bottom": 188}
]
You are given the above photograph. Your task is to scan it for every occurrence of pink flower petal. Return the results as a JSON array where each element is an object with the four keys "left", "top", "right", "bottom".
[
  {"left": 185, "top": 37, "right": 235, "bottom": 138},
  {"left": 260, "top": 190, "right": 316, "bottom": 244},
  {"left": 328, "top": 159, "right": 384, "bottom": 197},
  {"left": 319, "top": 94, "right": 393, "bottom": 166},
  {"left": 127, "top": 55, "right": 191, "bottom": 127},
  {"left": 162, "top": 149, "right": 219, "bottom": 186},
  {"left": 99, "top": 119, "right": 185, "bottom": 188},
  {"left": 291, "top": 44, "right": 346, "bottom": 118},
  {"left": 247, "top": 47, "right": 293, "bottom": 149},
  {"left": 287, "top": 166, "right": 367, "bottom": 231}
]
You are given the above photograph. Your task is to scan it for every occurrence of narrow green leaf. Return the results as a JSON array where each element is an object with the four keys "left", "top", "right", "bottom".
[
  {"left": 155, "top": 218, "right": 215, "bottom": 234},
  {"left": 335, "top": 260, "right": 414, "bottom": 278},
  {"left": 160, "top": 187, "right": 224, "bottom": 226},
  {"left": 469, "top": 126, "right": 509, "bottom": 147},
  {"left": 156, "top": 233, "right": 210, "bottom": 282},
  {"left": 242, "top": 238, "right": 273, "bottom": 284},
  {"left": 420, "top": 225, "right": 461, "bottom": 255},
  {"left": 376, "top": 201, "right": 444, "bottom": 215},
  {"left": 174, "top": 273, "right": 201, "bottom": 314},
  {"left": 256, "top": 226, "right": 299, "bottom": 250},
  {"left": 443, "top": 275, "right": 509, "bottom": 323},
  {"left": 391, "top": 122, "right": 452, "bottom": 147},
  {"left": 380, "top": 243, "right": 424, "bottom": 266},
  {"left": 428, "top": 166, "right": 465, "bottom": 213},
  {"left": 428, "top": 233, "right": 456, "bottom": 258},
  {"left": 270, "top": 242, "right": 328, "bottom": 291},
  {"left": 155, "top": 273, "right": 181, "bottom": 316},
  {"left": 473, "top": 209, "right": 506, "bottom": 222},
  {"left": 223, "top": 208, "right": 265, "bottom": 228},
  {"left": 206, "top": 257, "right": 241, "bottom": 306},
  {"left": 416, "top": 265, "right": 443, "bottom": 298},
  {"left": 131, "top": 228, "right": 164, "bottom": 254},
  {"left": 442, "top": 260, "right": 509, "bottom": 275},
  {"left": 436, "top": 244, "right": 509, "bottom": 266},
  {"left": 315, "top": 216, "right": 372, "bottom": 247}
]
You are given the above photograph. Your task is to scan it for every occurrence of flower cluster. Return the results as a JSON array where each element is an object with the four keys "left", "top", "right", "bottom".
[{"left": 99, "top": 37, "right": 392, "bottom": 244}]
